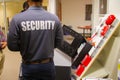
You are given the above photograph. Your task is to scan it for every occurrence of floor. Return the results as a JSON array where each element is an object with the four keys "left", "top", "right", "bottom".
[
  {"left": 1, "top": 47, "right": 21, "bottom": 80},
  {"left": 0, "top": 48, "right": 73, "bottom": 80}
]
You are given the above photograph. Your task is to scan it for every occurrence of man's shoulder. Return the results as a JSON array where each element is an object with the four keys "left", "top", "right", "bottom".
[
  {"left": 44, "top": 11, "right": 59, "bottom": 20},
  {"left": 12, "top": 12, "right": 26, "bottom": 21},
  {"left": 47, "top": 12, "right": 57, "bottom": 17}
]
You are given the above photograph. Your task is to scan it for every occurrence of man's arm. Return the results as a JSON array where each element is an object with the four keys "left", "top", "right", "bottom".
[
  {"left": 54, "top": 22, "right": 64, "bottom": 48},
  {"left": 7, "top": 18, "right": 20, "bottom": 51},
  {"left": 0, "top": 29, "right": 7, "bottom": 49}
]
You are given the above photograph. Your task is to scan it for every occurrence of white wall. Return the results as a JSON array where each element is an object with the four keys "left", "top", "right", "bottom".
[
  {"left": 92, "top": 0, "right": 120, "bottom": 31},
  {"left": 108, "top": 0, "right": 120, "bottom": 21},
  {"left": 92, "top": 0, "right": 99, "bottom": 28},
  {"left": 48, "top": 0, "right": 56, "bottom": 14},
  {"left": 61, "top": 0, "right": 92, "bottom": 32},
  {"left": 108, "top": 0, "right": 120, "bottom": 16},
  {"left": 108, "top": 0, "right": 120, "bottom": 79},
  {"left": 92, "top": 0, "right": 120, "bottom": 79}
]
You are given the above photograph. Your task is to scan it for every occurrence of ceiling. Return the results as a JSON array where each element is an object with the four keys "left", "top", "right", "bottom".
[
  {"left": 0, "top": 0, "right": 48, "bottom": 3},
  {"left": 0, "top": 0, "right": 48, "bottom": 6},
  {"left": 0, "top": 0, "right": 25, "bottom": 2}
]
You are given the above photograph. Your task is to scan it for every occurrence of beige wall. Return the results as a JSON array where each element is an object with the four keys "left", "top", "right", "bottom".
[
  {"left": 0, "top": 0, "right": 91, "bottom": 33},
  {"left": 6, "top": 1, "right": 24, "bottom": 21},
  {"left": 61, "top": 0, "right": 92, "bottom": 32},
  {"left": 0, "top": 0, "right": 48, "bottom": 33},
  {"left": 0, "top": 1, "right": 24, "bottom": 28},
  {"left": 0, "top": 5, "right": 4, "bottom": 27},
  {"left": 43, "top": 0, "right": 48, "bottom": 6}
]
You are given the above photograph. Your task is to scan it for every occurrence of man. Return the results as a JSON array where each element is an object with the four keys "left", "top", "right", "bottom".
[
  {"left": 7, "top": 0, "right": 63, "bottom": 80},
  {"left": 0, "top": 28, "right": 7, "bottom": 78}
]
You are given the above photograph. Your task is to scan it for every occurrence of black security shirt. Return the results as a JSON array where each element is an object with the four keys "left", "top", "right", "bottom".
[{"left": 7, "top": 6, "right": 63, "bottom": 62}]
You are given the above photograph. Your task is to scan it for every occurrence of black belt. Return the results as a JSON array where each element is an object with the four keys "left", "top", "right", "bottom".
[{"left": 22, "top": 58, "right": 52, "bottom": 64}]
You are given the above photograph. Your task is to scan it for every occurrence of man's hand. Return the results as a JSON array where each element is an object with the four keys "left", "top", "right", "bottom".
[{"left": 1, "top": 41, "right": 7, "bottom": 49}]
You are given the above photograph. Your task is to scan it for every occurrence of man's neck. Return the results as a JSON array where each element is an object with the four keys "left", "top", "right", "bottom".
[{"left": 29, "top": 2, "right": 42, "bottom": 7}]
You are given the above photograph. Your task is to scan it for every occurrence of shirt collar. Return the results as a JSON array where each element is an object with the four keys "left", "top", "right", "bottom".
[{"left": 28, "top": 6, "right": 43, "bottom": 10}]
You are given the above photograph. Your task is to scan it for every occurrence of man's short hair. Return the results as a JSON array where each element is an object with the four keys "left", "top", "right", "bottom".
[
  {"left": 23, "top": 1, "right": 29, "bottom": 9},
  {"left": 31, "top": 0, "right": 43, "bottom": 2}
]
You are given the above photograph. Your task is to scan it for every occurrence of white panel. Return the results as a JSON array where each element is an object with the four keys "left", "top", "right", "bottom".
[{"left": 54, "top": 49, "right": 71, "bottom": 66}]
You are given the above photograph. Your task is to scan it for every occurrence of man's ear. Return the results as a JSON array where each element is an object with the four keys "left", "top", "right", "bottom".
[{"left": 27, "top": 0, "right": 31, "bottom": 6}]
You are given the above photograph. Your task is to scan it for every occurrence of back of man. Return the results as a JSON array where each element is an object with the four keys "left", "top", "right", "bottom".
[{"left": 7, "top": 0, "right": 63, "bottom": 80}]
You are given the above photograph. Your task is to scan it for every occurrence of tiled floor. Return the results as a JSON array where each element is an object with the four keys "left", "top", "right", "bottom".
[{"left": 1, "top": 48, "right": 21, "bottom": 80}]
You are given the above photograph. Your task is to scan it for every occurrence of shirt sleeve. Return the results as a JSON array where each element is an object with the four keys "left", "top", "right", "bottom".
[
  {"left": 54, "top": 21, "right": 64, "bottom": 48},
  {"left": 7, "top": 18, "right": 20, "bottom": 51},
  {"left": 0, "top": 29, "right": 6, "bottom": 42}
]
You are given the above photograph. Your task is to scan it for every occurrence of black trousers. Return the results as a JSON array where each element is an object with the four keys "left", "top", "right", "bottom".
[{"left": 19, "top": 61, "right": 55, "bottom": 80}]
